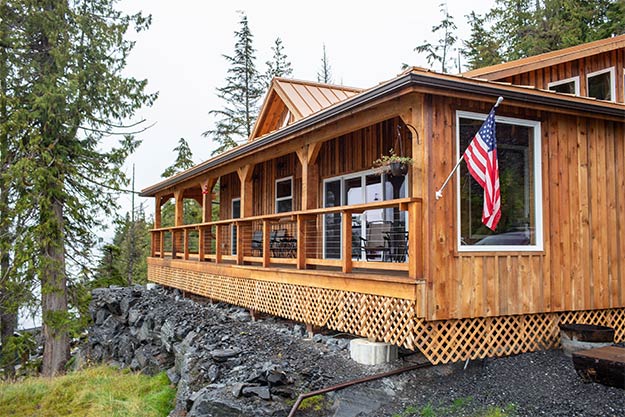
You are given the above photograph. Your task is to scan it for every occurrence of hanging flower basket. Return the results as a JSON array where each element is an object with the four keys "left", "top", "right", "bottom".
[{"left": 372, "top": 148, "right": 413, "bottom": 176}]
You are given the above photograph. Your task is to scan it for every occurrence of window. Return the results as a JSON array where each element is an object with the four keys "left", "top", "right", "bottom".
[
  {"left": 456, "top": 111, "right": 543, "bottom": 251},
  {"left": 548, "top": 76, "right": 580, "bottom": 95},
  {"left": 586, "top": 68, "right": 615, "bottom": 101},
  {"left": 231, "top": 198, "right": 240, "bottom": 255},
  {"left": 322, "top": 170, "right": 407, "bottom": 259},
  {"left": 275, "top": 177, "right": 293, "bottom": 213}
]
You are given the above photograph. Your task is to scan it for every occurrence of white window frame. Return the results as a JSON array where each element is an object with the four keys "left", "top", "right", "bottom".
[
  {"left": 456, "top": 111, "right": 543, "bottom": 253},
  {"left": 547, "top": 76, "right": 580, "bottom": 96},
  {"left": 586, "top": 67, "right": 616, "bottom": 102},
  {"left": 231, "top": 198, "right": 240, "bottom": 255},
  {"left": 275, "top": 176, "right": 293, "bottom": 213},
  {"left": 321, "top": 169, "right": 409, "bottom": 259}
]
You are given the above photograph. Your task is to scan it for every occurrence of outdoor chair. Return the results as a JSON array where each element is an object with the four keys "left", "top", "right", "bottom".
[
  {"left": 384, "top": 229, "right": 408, "bottom": 262},
  {"left": 360, "top": 221, "right": 391, "bottom": 261},
  {"left": 251, "top": 230, "right": 263, "bottom": 256}
]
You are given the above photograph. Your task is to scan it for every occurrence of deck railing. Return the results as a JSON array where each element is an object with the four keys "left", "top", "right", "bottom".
[{"left": 150, "top": 197, "right": 422, "bottom": 279}]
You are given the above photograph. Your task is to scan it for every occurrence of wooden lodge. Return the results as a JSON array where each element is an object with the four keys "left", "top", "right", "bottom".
[{"left": 141, "top": 35, "right": 625, "bottom": 364}]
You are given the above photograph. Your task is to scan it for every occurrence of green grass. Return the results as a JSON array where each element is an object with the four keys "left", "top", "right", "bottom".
[{"left": 0, "top": 365, "right": 176, "bottom": 417}]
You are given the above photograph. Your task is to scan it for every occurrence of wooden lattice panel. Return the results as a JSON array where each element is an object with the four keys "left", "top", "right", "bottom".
[
  {"left": 149, "top": 264, "right": 417, "bottom": 349},
  {"left": 149, "top": 263, "right": 625, "bottom": 365}
]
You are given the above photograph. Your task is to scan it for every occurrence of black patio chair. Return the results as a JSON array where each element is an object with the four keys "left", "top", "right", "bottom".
[{"left": 251, "top": 230, "right": 263, "bottom": 256}]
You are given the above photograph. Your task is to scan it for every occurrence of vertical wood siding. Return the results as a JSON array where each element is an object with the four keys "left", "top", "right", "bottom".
[{"left": 426, "top": 96, "right": 625, "bottom": 320}]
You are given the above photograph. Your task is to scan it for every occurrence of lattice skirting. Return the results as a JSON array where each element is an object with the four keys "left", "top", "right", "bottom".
[{"left": 149, "top": 263, "right": 625, "bottom": 365}]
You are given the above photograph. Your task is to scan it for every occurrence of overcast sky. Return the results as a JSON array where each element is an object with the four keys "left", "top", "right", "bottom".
[{"left": 113, "top": 0, "right": 495, "bottom": 232}]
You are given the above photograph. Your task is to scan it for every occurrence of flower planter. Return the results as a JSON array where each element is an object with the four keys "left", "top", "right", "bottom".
[{"left": 390, "top": 162, "right": 408, "bottom": 176}]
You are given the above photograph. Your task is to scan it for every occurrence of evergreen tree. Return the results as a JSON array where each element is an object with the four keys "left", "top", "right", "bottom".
[
  {"left": 203, "top": 12, "right": 263, "bottom": 155},
  {"left": 263, "top": 37, "right": 293, "bottom": 88},
  {"left": 161, "top": 138, "right": 201, "bottom": 227},
  {"left": 414, "top": 2, "right": 458, "bottom": 73},
  {"left": 317, "top": 44, "right": 333, "bottom": 84},
  {"left": 462, "top": 11, "right": 503, "bottom": 70},
  {"left": 1, "top": 0, "right": 155, "bottom": 376},
  {"left": 465, "top": 0, "right": 625, "bottom": 68},
  {"left": 162, "top": 138, "right": 194, "bottom": 178}
]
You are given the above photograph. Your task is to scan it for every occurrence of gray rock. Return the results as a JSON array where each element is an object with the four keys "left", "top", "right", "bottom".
[
  {"left": 312, "top": 333, "right": 324, "bottom": 343},
  {"left": 127, "top": 308, "right": 142, "bottom": 326},
  {"left": 208, "top": 364, "right": 220, "bottom": 383},
  {"left": 330, "top": 387, "right": 389, "bottom": 417},
  {"left": 266, "top": 369, "right": 288, "bottom": 386},
  {"left": 95, "top": 308, "right": 109, "bottom": 325},
  {"left": 210, "top": 348, "right": 241, "bottom": 362},
  {"left": 167, "top": 366, "right": 180, "bottom": 385},
  {"left": 161, "top": 320, "right": 175, "bottom": 352},
  {"left": 242, "top": 385, "right": 272, "bottom": 400},
  {"left": 187, "top": 397, "right": 246, "bottom": 417},
  {"left": 231, "top": 383, "right": 246, "bottom": 398},
  {"left": 293, "top": 324, "right": 306, "bottom": 337}
]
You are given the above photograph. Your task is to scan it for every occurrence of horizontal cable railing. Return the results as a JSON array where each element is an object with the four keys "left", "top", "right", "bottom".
[{"left": 150, "top": 197, "right": 423, "bottom": 279}]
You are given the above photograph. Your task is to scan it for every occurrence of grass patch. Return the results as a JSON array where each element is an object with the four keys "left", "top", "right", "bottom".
[
  {"left": 0, "top": 365, "right": 175, "bottom": 417},
  {"left": 392, "top": 397, "right": 517, "bottom": 417}
]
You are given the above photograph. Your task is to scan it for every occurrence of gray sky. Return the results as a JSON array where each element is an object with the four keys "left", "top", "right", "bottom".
[{"left": 114, "top": 0, "right": 495, "bottom": 228}]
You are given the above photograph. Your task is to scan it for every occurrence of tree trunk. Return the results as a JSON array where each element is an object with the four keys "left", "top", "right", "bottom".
[{"left": 41, "top": 198, "right": 69, "bottom": 377}]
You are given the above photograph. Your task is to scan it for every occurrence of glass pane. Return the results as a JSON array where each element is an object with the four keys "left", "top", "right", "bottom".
[
  {"left": 587, "top": 72, "right": 612, "bottom": 101},
  {"left": 232, "top": 199, "right": 241, "bottom": 219},
  {"left": 277, "top": 199, "right": 292, "bottom": 213},
  {"left": 345, "top": 177, "right": 363, "bottom": 260},
  {"left": 276, "top": 179, "right": 292, "bottom": 199},
  {"left": 459, "top": 118, "right": 535, "bottom": 246},
  {"left": 549, "top": 81, "right": 576, "bottom": 94},
  {"left": 324, "top": 180, "right": 341, "bottom": 259}
]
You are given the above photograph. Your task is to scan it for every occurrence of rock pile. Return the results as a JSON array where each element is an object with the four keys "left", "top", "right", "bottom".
[{"left": 87, "top": 285, "right": 363, "bottom": 417}]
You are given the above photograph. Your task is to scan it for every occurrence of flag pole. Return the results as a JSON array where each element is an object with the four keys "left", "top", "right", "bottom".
[{"left": 435, "top": 96, "right": 504, "bottom": 200}]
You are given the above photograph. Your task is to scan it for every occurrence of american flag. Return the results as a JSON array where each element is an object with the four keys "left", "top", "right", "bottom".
[{"left": 463, "top": 107, "right": 501, "bottom": 231}]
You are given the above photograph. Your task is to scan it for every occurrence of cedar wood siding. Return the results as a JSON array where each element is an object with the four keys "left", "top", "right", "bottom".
[{"left": 426, "top": 96, "right": 625, "bottom": 321}]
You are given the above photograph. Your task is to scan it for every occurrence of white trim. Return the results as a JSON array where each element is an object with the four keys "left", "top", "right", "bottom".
[
  {"left": 455, "top": 111, "right": 543, "bottom": 253},
  {"left": 547, "top": 75, "right": 580, "bottom": 96},
  {"left": 586, "top": 67, "right": 616, "bottom": 102},
  {"left": 275, "top": 176, "right": 293, "bottom": 213},
  {"left": 231, "top": 198, "right": 240, "bottom": 255}
]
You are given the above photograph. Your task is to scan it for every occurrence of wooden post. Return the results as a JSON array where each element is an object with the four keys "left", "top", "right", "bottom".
[
  {"left": 183, "top": 228, "right": 189, "bottom": 260},
  {"left": 262, "top": 220, "right": 271, "bottom": 267},
  {"left": 341, "top": 211, "right": 352, "bottom": 273},
  {"left": 154, "top": 194, "right": 162, "bottom": 229},
  {"left": 174, "top": 190, "right": 184, "bottom": 226},
  {"left": 236, "top": 222, "right": 244, "bottom": 265},
  {"left": 215, "top": 225, "right": 222, "bottom": 263},
  {"left": 408, "top": 201, "right": 422, "bottom": 279},
  {"left": 198, "top": 227, "right": 205, "bottom": 261},
  {"left": 237, "top": 165, "right": 254, "bottom": 218},
  {"left": 159, "top": 231, "right": 165, "bottom": 259},
  {"left": 201, "top": 178, "right": 217, "bottom": 223},
  {"left": 296, "top": 214, "right": 307, "bottom": 269},
  {"left": 171, "top": 230, "right": 177, "bottom": 259},
  {"left": 296, "top": 144, "right": 321, "bottom": 264}
]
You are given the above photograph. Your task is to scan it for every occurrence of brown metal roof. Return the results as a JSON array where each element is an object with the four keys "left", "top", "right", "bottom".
[
  {"left": 250, "top": 78, "right": 363, "bottom": 139},
  {"left": 463, "top": 34, "right": 625, "bottom": 81}
]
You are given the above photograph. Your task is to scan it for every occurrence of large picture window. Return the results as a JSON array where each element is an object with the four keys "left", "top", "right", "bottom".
[{"left": 456, "top": 111, "right": 543, "bottom": 251}]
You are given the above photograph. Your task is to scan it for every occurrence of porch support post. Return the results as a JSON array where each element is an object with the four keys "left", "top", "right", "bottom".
[
  {"left": 296, "top": 215, "right": 306, "bottom": 269},
  {"left": 198, "top": 227, "right": 205, "bottom": 261},
  {"left": 174, "top": 190, "right": 184, "bottom": 226},
  {"left": 400, "top": 94, "right": 428, "bottom": 282},
  {"left": 154, "top": 194, "right": 163, "bottom": 228},
  {"left": 341, "top": 211, "right": 353, "bottom": 273},
  {"left": 201, "top": 177, "right": 217, "bottom": 223},
  {"left": 215, "top": 225, "right": 222, "bottom": 263},
  {"left": 237, "top": 165, "right": 254, "bottom": 218},
  {"left": 296, "top": 144, "right": 322, "bottom": 265},
  {"left": 236, "top": 221, "right": 244, "bottom": 265},
  {"left": 183, "top": 228, "right": 190, "bottom": 260}
]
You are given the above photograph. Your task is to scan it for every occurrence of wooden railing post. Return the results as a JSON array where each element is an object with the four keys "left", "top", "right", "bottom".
[
  {"left": 198, "top": 227, "right": 205, "bottom": 261},
  {"left": 151, "top": 232, "right": 156, "bottom": 257},
  {"left": 341, "top": 211, "right": 353, "bottom": 273},
  {"left": 171, "top": 230, "right": 177, "bottom": 259},
  {"left": 262, "top": 220, "right": 271, "bottom": 267},
  {"left": 296, "top": 215, "right": 307, "bottom": 269},
  {"left": 183, "top": 228, "right": 190, "bottom": 260},
  {"left": 215, "top": 225, "right": 222, "bottom": 263},
  {"left": 408, "top": 201, "right": 421, "bottom": 279},
  {"left": 236, "top": 222, "right": 244, "bottom": 265},
  {"left": 159, "top": 231, "right": 165, "bottom": 259}
]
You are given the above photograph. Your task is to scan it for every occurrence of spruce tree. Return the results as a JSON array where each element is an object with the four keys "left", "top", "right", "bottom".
[
  {"left": 162, "top": 138, "right": 194, "bottom": 178},
  {"left": 317, "top": 44, "right": 333, "bottom": 84},
  {"left": 264, "top": 37, "right": 293, "bottom": 88},
  {"left": 161, "top": 138, "right": 201, "bottom": 226},
  {"left": 204, "top": 12, "right": 263, "bottom": 155},
  {"left": 1, "top": 0, "right": 155, "bottom": 376},
  {"left": 414, "top": 2, "right": 458, "bottom": 73},
  {"left": 462, "top": 12, "right": 503, "bottom": 70}
]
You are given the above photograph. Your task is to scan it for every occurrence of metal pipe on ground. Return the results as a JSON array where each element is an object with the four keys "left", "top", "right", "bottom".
[{"left": 287, "top": 361, "right": 432, "bottom": 417}]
